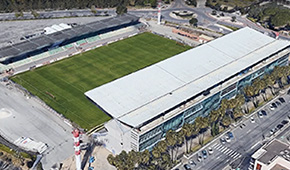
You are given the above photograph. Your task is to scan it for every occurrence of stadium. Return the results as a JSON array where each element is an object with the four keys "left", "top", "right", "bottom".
[
  {"left": 0, "top": 14, "right": 140, "bottom": 75},
  {"left": 8, "top": 14, "right": 191, "bottom": 129},
  {"left": 85, "top": 27, "right": 290, "bottom": 154}
]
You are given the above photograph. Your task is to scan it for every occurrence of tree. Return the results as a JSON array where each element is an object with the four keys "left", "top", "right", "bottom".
[
  {"left": 31, "top": 10, "right": 39, "bottom": 18},
  {"left": 174, "top": 130, "right": 184, "bottom": 160},
  {"left": 181, "top": 123, "right": 191, "bottom": 154},
  {"left": 156, "top": 140, "right": 168, "bottom": 154},
  {"left": 152, "top": 146, "right": 161, "bottom": 159},
  {"left": 221, "top": 115, "right": 231, "bottom": 127},
  {"left": 208, "top": 110, "right": 219, "bottom": 125},
  {"left": 264, "top": 73, "right": 276, "bottom": 95},
  {"left": 116, "top": 0, "right": 128, "bottom": 15},
  {"left": 150, "top": 0, "right": 157, "bottom": 8},
  {"left": 189, "top": 18, "right": 198, "bottom": 27},
  {"left": 165, "top": 130, "right": 176, "bottom": 160},
  {"left": 91, "top": 5, "right": 97, "bottom": 14},
  {"left": 107, "top": 154, "right": 115, "bottom": 166},
  {"left": 140, "top": 149, "right": 150, "bottom": 166},
  {"left": 244, "top": 85, "right": 257, "bottom": 108},
  {"left": 194, "top": 117, "right": 208, "bottom": 146}
]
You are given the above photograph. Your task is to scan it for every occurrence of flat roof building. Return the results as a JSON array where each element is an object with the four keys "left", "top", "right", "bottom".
[
  {"left": 86, "top": 27, "right": 290, "bottom": 154},
  {"left": 251, "top": 139, "right": 290, "bottom": 170}
]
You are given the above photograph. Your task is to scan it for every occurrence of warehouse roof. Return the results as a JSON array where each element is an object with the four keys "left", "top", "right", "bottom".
[
  {"left": 0, "top": 14, "right": 139, "bottom": 59},
  {"left": 85, "top": 27, "right": 290, "bottom": 128}
]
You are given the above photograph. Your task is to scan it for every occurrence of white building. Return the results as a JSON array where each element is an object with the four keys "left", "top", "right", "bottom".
[
  {"left": 251, "top": 139, "right": 290, "bottom": 170},
  {"left": 85, "top": 27, "right": 290, "bottom": 154}
]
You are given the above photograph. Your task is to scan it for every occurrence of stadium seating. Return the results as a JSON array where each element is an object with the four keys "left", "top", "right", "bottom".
[
  {"left": 86, "top": 35, "right": 101, "bottom": 43},
  {"left": 63, "top": 43, "right": 75, "bottom": 49},
  {"left": 0, "top": 63, "right": 7, "bottom": 73},
  {"left": 48, "top": 47, "right": 65, "bottom": 55},
  {"left": 76, "top": 39, "right": 88, "bottom": 46}
]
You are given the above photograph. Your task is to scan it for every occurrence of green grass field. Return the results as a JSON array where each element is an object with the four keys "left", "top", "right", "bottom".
[{"left": 11, "top": 32, "right": 191, "bottom": 130}]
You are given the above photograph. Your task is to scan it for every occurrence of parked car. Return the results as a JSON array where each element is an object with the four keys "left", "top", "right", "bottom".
[
  {"left": 278, "top": 97, "right": 286, "bottom": 103},
  {"left": 197, "top": 154, "right": 202, "bottom": 162},
  {"left": 270, "top": 103, "right": 277, "bottom": 110},
  {"left": 208, "top": 147, "right": 213, "bottom": 155},
  {"left": 225, "top": 136, "right": 231, "bottom": 143},
  {"left": 258, "top": 111, "right": 263, "bottom": 118},
  {"left": 202, "top": 150, "right": 207, "bottom": 159},
  {"left": 220, "top": 138, "right": 226, "bottom": 144},
  {"left": 227, "top": 132, "right": 234, "bottom": 139},
  {"left": 281, "top": 120, "right": 289, "bottom": 125},
  {"left": 261, "top": 110, "right": 267, "bottom": 116},
  {"left": 184, "top": 164, "right": 192, "bottom": 170},
  {"left": 251, "top": 117, "right": 255, "bottom": 123},
  {"left": 275, "top": 101, "right": 281, "bottom": 106},
  {"left": 189, "top": 159, "right": 196, "bottom": 166},
  {"left": 288, "top": 89, "right": 290, "bottom": 95},
  {"left": 277, "top": 124, "right": 284, "bottom": 129}
]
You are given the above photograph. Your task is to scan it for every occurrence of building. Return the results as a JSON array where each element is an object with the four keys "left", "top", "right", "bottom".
[
  {"left": 85, "top": 27, "right": 290, "bottom": 154},
  {"left": 251, "top": 139, "right": 290, "bottom": 170},
  {"left": 0, "top": 14, "right": 139, "bottom": 67}
]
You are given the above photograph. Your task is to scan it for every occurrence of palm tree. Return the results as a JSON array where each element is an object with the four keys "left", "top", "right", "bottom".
[
  {"left": 264, "top": 73, "right": 276, "bottom": 95},
  {"left": 221, "top": 115, "right": 231, "bottom": 127},
  {"left": 208, "top": 110, "right": 219, "bottom": 126},
  {"left": 157, "top": 140, "right": 168, "bottom": 154},
  {"left": 152, "top": 146, "right": 161, "bottom": 159},
  {"left": 140, "top": 149, "right": 150, "bottom": 166},
  {"left": 181, "top": 123, "right": 192, "bottom": 154},
  {"left": 165, "top": 130, "right": 176, "bottom": 160},
  {"left": 235, "top": 94, "right": 245, "bottom": 111},
  {"left": 244, "top": 85, "right": 257, "bottom": 108},
  {"left": 174, "top": 130, "right": 184, "bottom": 160},
  {"left": 161, "top": 153, "right": 172, "bottom": 169},
  {"left": 220, "top": 98, "right": 229, "bottom": 111},
  {"left": 194, "top": 116, "right": 208, "bottom": 146},
  {"left": 232, "top": 106, "right": 244, "bottom": 120},
  {"left": 107, "top": 154, "right": 115, "bottom": 166},
  {"left": 257, "top": 78, "right": 268, "bottom": 101}
]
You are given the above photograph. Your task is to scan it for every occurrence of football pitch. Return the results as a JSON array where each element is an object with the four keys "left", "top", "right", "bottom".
[{"left": 11, "top": 32, "right": 191, "bottom": 130}]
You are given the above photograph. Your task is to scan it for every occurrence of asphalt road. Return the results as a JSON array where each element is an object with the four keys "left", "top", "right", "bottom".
[{"left": 178, "top": 92, "right": 290, "bottom": 170}]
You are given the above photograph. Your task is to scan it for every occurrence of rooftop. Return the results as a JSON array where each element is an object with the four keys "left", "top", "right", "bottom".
[
  {"left": 85, "top": 27, "right": 290, "bottom": 128},
  {"left": 0, "top": 14, "right": 139, "bottom": 59},
  {"left": 257, "top": 140, "right": 290, "bottom": 164}
]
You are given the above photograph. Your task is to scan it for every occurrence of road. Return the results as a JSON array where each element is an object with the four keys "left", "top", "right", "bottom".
[
  {"left": 0, "top": 0, "right": 288, "bottom": 38},
  {"left": 177, "top": 92, "right": 290, "bottom": 170}
]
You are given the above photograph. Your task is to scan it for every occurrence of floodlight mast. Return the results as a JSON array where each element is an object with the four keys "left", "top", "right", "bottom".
[
  {"left": 157, "top": 0, "right": 162, "bottom": 24},
  {"left": 72, "top": 129, "right": 81, "bottom": 170}
]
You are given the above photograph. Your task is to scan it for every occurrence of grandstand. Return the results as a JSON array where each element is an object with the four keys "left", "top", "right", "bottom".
[
  {"left": 0, "top": 14, "right": 140, "bottom": 74},
  {"left": 85, "top": 27, "right": 290, "bottom": 154}
]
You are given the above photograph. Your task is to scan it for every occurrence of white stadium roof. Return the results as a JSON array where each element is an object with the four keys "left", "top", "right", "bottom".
[{"left": 85, "top": 27, "right": 290, "bottom": 127}]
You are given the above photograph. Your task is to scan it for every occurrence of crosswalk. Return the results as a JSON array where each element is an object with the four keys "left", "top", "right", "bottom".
[{"left": 211, "top": 143, "right": 242, "bottom": 159}]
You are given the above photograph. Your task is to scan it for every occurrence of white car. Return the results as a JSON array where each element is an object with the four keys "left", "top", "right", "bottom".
[
  {"left": 225, "top": 136, "right": 231, "bottom": 143},
  {"left": 197, "top": 154, "right": 202, "bottom": 162},
  {"left": 258, "top": 111, "right": 263, "bottom": 118},
  {"left": 250, "top": 117, "right": 255, "bottom": 123},
  {"left": 208, "top": 147, "right": 213, "bottom": 155}
]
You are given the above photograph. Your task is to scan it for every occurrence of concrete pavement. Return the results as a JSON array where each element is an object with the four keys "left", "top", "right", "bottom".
[{"left": 0, "top": 81, "right": 74, "bottom": 169}]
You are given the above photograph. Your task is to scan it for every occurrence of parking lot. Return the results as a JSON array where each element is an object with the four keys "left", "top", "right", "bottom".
[{"left": 177, "top": 91, "right": 290, "bottom": 170}]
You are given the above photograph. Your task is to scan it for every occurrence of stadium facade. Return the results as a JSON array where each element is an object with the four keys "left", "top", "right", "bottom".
[
  {"left": 85, "top": 27, "right": 290, "bottom": 154},
  {"left": 0, "top": 14, "right": 139, "bottom": 74}
]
